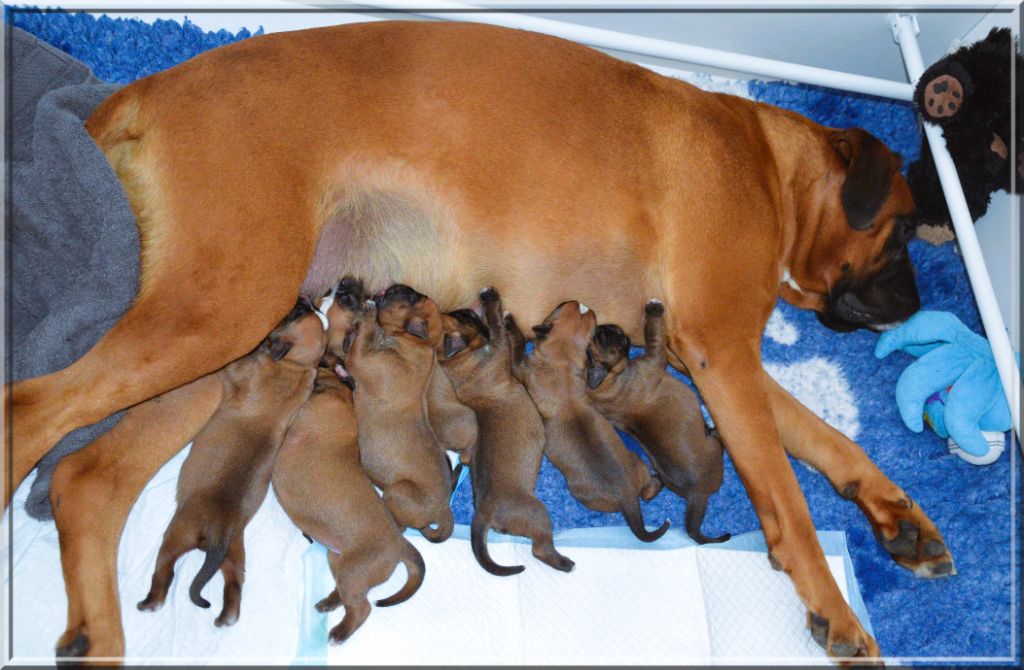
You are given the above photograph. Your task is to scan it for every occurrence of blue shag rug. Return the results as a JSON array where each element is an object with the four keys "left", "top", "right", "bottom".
[{"left": 8, "top": 8, "right": 1019, "bottom": 663}]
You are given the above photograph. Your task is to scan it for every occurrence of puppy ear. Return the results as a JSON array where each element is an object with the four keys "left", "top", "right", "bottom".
[
  {"left": 531, "top": 324, "right": 553, "bottom": 339},
  {"left": 586, "top": 363, "right": 609, "bottom": 389},
  {"left": 406, "top": 317, "right": 429, "bottom": 340},
  {"left": 831, "top": 129, "right": 895, "bottom": 230},
  {"left": 269, "top": 338, "right": 293, "bottom": 361},
  {"left": 444, "top": 333, "right": 467, "bottom": 359}
]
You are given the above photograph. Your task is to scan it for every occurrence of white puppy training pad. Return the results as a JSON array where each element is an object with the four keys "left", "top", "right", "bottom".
[
  {"left": 318, "top": 529, "right": 864, "bottom": 666},
  {"left": 4, "top": 447, "right": 871, "bottom": 665}
]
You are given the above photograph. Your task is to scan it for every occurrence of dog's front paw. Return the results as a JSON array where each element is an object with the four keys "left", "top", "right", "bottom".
[
  {"left": 807, "top": 608, "right": 881, "bottom": 660},
  {"left": 645, "top": 299, "right": 664, "bottom": 317}
]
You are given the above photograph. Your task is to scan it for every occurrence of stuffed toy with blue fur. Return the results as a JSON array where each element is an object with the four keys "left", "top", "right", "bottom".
[{"left": 875, "top": 310, "right": 1013, "bottom": 464}]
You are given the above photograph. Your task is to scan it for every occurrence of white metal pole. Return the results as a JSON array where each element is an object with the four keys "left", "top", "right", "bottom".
[
  {"left": 359, "top": 0, "right": 915, "bottom": 100},
  {"left": 891, "top": 14, "right": 1021, "bottom": 443}
]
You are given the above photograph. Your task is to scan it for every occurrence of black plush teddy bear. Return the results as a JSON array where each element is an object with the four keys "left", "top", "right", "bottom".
[{"left": 907, "top": 27, "right": 1021, "bottom": 238}]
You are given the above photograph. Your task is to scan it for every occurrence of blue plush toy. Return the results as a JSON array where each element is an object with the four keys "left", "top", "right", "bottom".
[{"left": 875, "top": 310, "right": 1013, "bottom": 465}]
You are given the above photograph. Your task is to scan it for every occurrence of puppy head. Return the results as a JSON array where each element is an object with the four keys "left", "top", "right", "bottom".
[
  {"left": 786, "top": 128, "right": 920, "bottom": 332},
  {"left": 439, "top": 309, "right": 490, "bottom": 360},
  {"left": 267, "top": 298, "right": 327, "bottom": 367},
  {"left": 374, "top": 284, "right": 442, "bottom": 346},
  {"left": 585, "top": 324, "right": 631, "bottom": 389},
  {"left": 531, "top": 300, "right": 597, "bottom": 364},
  {"left": 324, "top": 276, "right": 365, "bottom": 361}
]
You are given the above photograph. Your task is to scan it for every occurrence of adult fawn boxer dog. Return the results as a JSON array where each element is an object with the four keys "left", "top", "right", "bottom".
[{"left": 6, "top": 20, "right": 948, "bottom": 661}]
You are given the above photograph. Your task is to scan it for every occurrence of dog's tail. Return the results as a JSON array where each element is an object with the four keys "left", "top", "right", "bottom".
[
  {"left": 622, "top": 496, "right": 670, "bottom": 543},
  {"left": 419, "top": 510, "right": 454, "bottom": 544},
  {"left": 685, "top": 492, "right": 731, "bottom": 545},
  {"left": 471, "top": 516, "right": 525, "bottom": 577},
  {"left": 375, "top": 541, "right": 426, "bottom": 607},
  {"left": 190, "top": 542, "right": 229, "bottom": 609}
]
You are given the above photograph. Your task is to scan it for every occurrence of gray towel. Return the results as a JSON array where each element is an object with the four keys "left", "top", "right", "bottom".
[{"left": 9, "top": 27, "right": 140, "bottom": 519}]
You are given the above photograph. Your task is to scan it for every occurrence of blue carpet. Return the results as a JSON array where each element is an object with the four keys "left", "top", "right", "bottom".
[{"left": 8, "top": 9, "right": 1019, "bottom": 663}]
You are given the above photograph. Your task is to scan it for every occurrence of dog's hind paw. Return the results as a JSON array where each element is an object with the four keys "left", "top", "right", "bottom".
[
  {"left": 807, "top": 609, "right": 881, "bottom": 660},
  {"left": 55, "top": 631, "right": 90, "bottom": 658}
]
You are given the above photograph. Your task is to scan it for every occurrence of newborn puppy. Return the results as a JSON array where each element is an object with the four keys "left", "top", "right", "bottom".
[
  {"left": 506, "top": 301, "right": 668, "bottom": 542},
  {"left": 329, "top": 277, "right": 476, "bottom": 462},
  {"left": 273, "top": 366, "right": 425, "bottom": 645},
  {"left": 343, "top": 284, "right": 455, "bottom": 542},
  {"left": 585, "top": 300, "right": 729, "bottom": 544},
  {"left": 138, "top": 298, "right": 326, "bottom": 625},
  {"left": 440, "top": 288, "right": 573, "bottom": 575}
]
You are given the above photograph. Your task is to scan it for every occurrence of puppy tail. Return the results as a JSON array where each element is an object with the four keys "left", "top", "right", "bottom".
[
  {"left": 471, "top": 517, "right": 525, "bottom": 576},
  {"left": 685, "top": 492, "right": 731, "bottom": 545},
  {"left": 189, "top": 542, "right": 229, "bottom": 609},
  {"left": 623, "top": 497, "right": 670, "bottom": 543},
  {"left": 375, "top": 541, "right": 426, "bottom": 607}
]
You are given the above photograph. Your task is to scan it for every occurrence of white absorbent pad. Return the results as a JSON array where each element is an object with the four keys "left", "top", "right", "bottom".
[{"left": 4, "top": 446, "right": 871, "bottom": 665}]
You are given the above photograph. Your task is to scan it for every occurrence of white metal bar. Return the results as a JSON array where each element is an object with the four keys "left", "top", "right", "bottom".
[
  {"left": 892, "top": 13, "right": 1021, "bottom": 443},
  {"left": 358, "top": 0, "right": 915, "bottom": 100}
]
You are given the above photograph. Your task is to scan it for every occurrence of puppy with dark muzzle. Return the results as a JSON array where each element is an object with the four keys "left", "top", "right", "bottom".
[
  {"left": 342, "top": 284, "right": 455, "bottom": 542},
  {"left": 327, "top": 277, "right": 477, "bottom": 463},
  {"left": 586, "top": 300, "right": 729, "bottom": 544},
  {"left": 505, "top": 301, "right": 669, "bottom": 542},
  {"left": 439, "top": 288, "right": 574, "bottom": 576},
  {"left": 137, "top": 298, "right": 326, "bottom": 625},
  {"left": 273, "top": 366, "right": 425, "bottom": 645}
]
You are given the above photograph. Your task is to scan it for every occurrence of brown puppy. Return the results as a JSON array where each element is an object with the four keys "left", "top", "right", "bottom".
[
  {"left": 586, "top": 300, "right": 729, "bottom": 545},
  {"left": 137, "top": 299, "right": 326, "bottom": 625},
  {"left": 439, "top": 288, "right": 573, "bottom": 576},
  {"left": 273, "top": 366, "right": 425, "bottom": 645},
  {"left": 343, "top": 284, "right": 455, "bottom": 542},
  {"left": 327, "top": 277, "right": 476, "bottom": 462},
  {"left": 505, "top": 301, "right": 668, "bottom": 543}
]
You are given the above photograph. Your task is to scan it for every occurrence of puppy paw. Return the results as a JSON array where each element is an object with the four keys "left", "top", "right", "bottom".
[
  {"left": 136, "top": 595, "right": 164, "bottom": 612},
  {"left": 480, "top": 287, "right": 500, "bottom": 302},
  {"left": 645, "top": 299, "right": 665, "bottom": 317}
]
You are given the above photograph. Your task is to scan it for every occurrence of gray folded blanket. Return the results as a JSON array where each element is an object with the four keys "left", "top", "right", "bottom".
[{"left": 9, "top": 27, "right": 140, "bottom": 520}]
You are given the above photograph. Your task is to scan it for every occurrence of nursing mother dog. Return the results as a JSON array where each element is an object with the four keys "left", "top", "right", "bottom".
[{"left": 6, "top": 20, "right": 951, "bottom": 661}]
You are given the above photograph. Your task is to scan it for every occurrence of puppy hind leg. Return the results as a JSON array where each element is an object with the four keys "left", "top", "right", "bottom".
[
  {"left": 327, "top": 597, "right": 372, "bottom": 646},
  {"left": 509, "top": 497, "right": 574, "bottom": 573},
  {"left": 138, "top": 518, "right": 197, "bottom": 612},
  {"left": 214, "top": 536, "right": 245, "bottom": 627}
]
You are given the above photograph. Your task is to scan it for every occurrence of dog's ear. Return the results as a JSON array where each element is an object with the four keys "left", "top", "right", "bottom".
[
  {"left": 444, "top": 333, "right": 467, "bottom": 358},
  {"left": 269, "top": 337, "right": 293, "bottom": 361},
  {"left": 406, "top": 317, "right": 429, "bottom": 340},
  {"left": 831, "top": 128, "right": 895, "bottom": 230},
  {"left": 531, "top": 323, "right": 553, "bottom": 339}
]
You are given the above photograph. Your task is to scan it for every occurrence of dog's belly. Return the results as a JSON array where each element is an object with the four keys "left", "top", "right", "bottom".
[{"left": 303, "top": 174, "right": 655, "bottom": 336}]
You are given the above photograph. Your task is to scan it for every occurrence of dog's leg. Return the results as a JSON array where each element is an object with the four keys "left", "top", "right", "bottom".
[
  {"left": 678, "top": 337, "right": 879, "bottom": 658},
  {"left": 214, "top": 536, "right": 245, "bottom": 627},
  {"left": 765, "top": 375, "right": 955, "bottom": 577},
  {"left": 6, "top": 194, "right": 319, "bottom": 506},
  {"left": 51, "top": 374, "right": 221, "bottom": 660}
]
